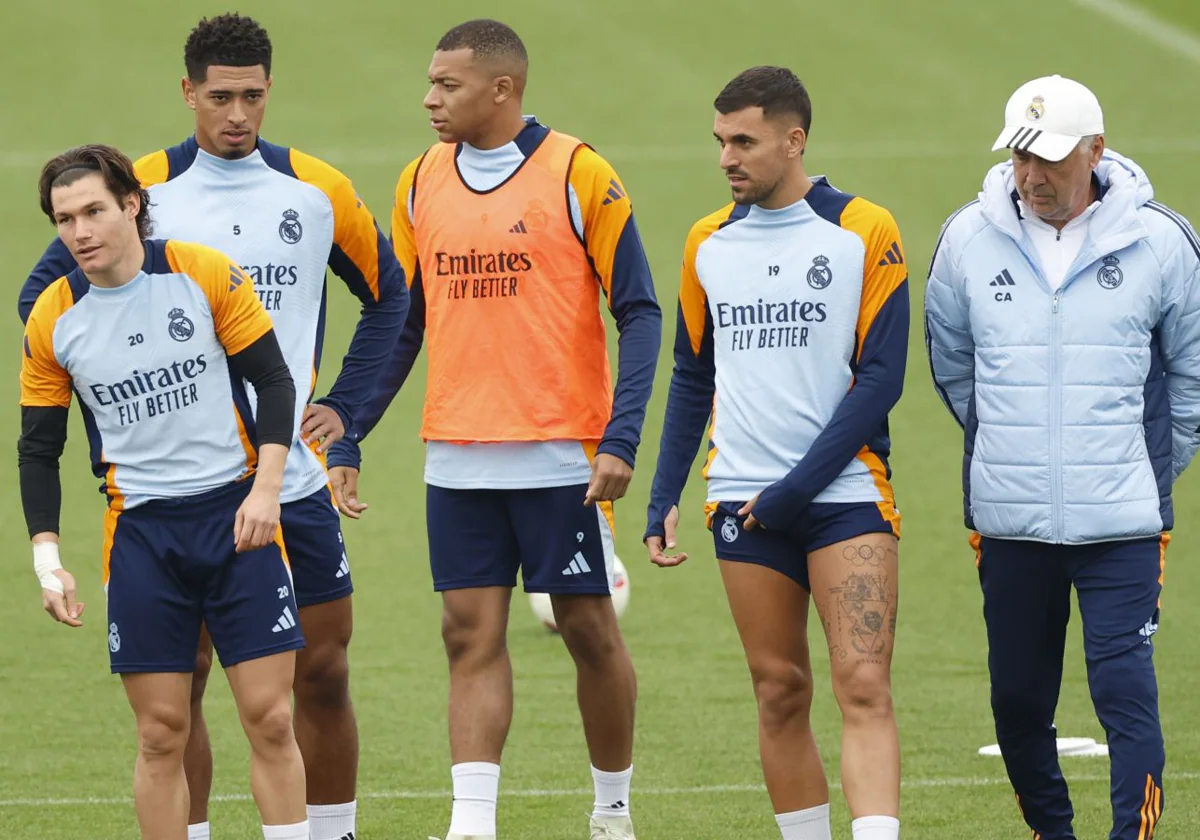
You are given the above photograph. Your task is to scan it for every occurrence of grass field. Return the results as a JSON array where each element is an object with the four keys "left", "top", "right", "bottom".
[{"left": 2, "top": 0, "right": 1200, "bottom": 837}]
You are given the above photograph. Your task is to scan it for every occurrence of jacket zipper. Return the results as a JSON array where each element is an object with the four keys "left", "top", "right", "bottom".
[{"left": 1050, "top": 290, "right": 1063, "bottom": 541}]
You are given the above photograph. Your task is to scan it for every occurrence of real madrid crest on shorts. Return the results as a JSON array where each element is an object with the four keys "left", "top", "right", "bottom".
[
  {"left": 167, "top": 307, "right": 195, "bottom": 342},
  {"left": 721, "top": 515, "right": 740, "bottom": 543},
  {"left": 279, "top": 208, "right": 303, "bottom": 244},
  {"left": 1026, "top": 95, "right": 1045, "bottom": 121},
  {"left": 108, "top": 622, "right": 121, "bottom": 653},
  {"left": 807, "top": 255, "right": 833, "bottom": 290},
  {"left": 1096, "top": 255, "right": 1123, "bottom": 289}
]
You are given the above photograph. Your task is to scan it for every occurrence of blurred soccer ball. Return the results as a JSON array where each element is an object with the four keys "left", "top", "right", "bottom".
[{"left": 529, "top": 555, "right": 629, "bottom": 633}]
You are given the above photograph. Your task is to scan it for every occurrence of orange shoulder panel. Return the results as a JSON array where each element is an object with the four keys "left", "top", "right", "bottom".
[
  {"left": 20, "top": 277, "right": 75, "bottom": 408},
  {"left": 679, "top": 205, "right": 733, "bottom": 355},
  {"left": 289, "top": 149, "right": 383, "bottom": 300},
  {"left": 133, "top": 149, "right": 170, "bottom": 188},
  {"left": 392, "top": 154, "right": 425, "bottom": 287},
  {"left": 567, "top": 146, "right": 631, "bottom": 297},
  {"left": 165, "top": 240, "right": 272, "bottom": 356},
  {"left": 839, "top": 197, "right": 907, "bottom": 346}
]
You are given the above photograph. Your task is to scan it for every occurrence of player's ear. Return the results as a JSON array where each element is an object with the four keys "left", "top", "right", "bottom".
[
  {"left": 493, "top": 74, "right": 515, "bottom": 105},
  {"left": 787, "top": 125, "right": 807, "bottom": 160},
  {"left": 124, "top": 191, "right": 141, "bottom": 221},
  {"left": 182, "top": 76, "right": 198, "bottom": 111}
]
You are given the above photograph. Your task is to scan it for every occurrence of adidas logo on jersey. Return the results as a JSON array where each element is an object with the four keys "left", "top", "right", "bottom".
[
  {"left": 272, "top": 606, "right": 297, "bottom": 633},
  {"left": 562, "top": 551, "right": 593, "bottom": 576},
  {"left": 509, "top": 219, "right": 528, "bottom": 233},
  {"left": 335, "top": 555, "right": 350, "bottom": 579},
  {"left": 602, "top": 178, "right": 626, "bottom": 205},
  {"left": 877, "top": 241, "right": 904, "bottom": 266},
  {"left": 990, "top": 269, "right": 1016, "bottom": 286}
]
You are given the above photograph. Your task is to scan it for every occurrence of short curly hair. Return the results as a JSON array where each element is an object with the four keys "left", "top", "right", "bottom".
[
  {"left": 184, "top": 13, "right": 272, "bottom": 82},
  {"left": 436, "top": 19, "right": 527, "bottom": 66}
]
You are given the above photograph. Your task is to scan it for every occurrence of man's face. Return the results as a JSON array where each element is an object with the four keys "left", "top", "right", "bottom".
[
  {"left": 713, "top": 107, "right": 800, "bottom": 206},
  {"left": 1012, "top": 138, "right": 1104, "bottom": 224},
  {"left": 50, "top": 173, "right": 139, "bottom": 275},
  {"left": 183, "top": 64, "right": 271, "bottom": 158},
  {"left": 423, "top": 48, "right": 503, "bottom": 144}
]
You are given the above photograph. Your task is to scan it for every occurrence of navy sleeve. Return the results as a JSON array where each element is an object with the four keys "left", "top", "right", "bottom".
[
  {"left": 597, "top": 216, "right": 663, "bottom": 468},
  {"left": 20, "top": 238, "right": 76, "bottom": 324},
  {"left": 325, "top": 267, "right": 426, "bottom": 471},
  {"left": 644, "top": 304, "right": 716, "bottom": 541},
  {"left": 315, "top": 227, "right": 410, "bottom": 436},
  {"left": 753, "top": 281, "right": 910, "bottom": 529}
]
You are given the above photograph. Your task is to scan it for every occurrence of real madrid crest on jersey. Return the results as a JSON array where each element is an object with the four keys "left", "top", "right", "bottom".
[
  {"left": 108, "top": 622, "right": 121, "bottom": 653},
  {"left": 1026, "top": 95, "right": 1045, "bottom": 121},
  {"left": 1097, "top": 255, "right": 1123, "bottom": 289},
  {"left": 168, "top": 307, "right": 195, "bottom": 342},
  {"left": 279, "top": 208, "right": 303, "bottom": 244},
  {"left": 807, "top": 255, "right": 833, "bottom": 290},
  {"left": 721, "top": 515, "right": 740, "bottom": 543}
]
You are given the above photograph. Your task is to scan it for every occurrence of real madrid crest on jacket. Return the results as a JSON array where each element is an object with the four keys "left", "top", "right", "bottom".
[
  {"left": 21, "top": 136, "right": 408, "bottom": 506},
  {"left": 925, "top": 149, "right": 1200, "bottom": 544}
]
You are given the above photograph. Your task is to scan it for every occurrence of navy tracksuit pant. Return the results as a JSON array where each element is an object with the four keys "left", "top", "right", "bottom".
[{"left": 977, "top": 536, "right": 1166, "bottom": 840}]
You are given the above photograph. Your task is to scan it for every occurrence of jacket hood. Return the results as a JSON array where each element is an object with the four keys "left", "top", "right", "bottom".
[{"left": 978, "top": 148, "right": 1153, "bottom": 250}]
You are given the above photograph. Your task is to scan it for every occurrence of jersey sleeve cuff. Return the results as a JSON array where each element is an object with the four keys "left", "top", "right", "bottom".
[
  {"left": 325, "top": 438, "right": 362, "bottom": 471},
  {"left": 596, "top": 438, "right": 637, "bottom": 470}
]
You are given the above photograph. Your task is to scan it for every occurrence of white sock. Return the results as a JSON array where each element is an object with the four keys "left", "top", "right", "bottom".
[
  {"left": 776, "top": 803, "right": 832, "bottom": 840},
  {"left": 187, "top": 824, "right": 211, "bottom": 840},
  {"left": 449, "top": 762, "right": 500, "bottom": 835},
  {"left": 851, "top": 815, "right": 900, "bottom": 840},
  {"left": 308, "top": 800, "right": 357, "bottom": 839},
  {"left": 262, "top": 821, "right": 310, "bottom": 840},
  {"left": 591, "top": 764, "right": 633, "bottom": 818}
]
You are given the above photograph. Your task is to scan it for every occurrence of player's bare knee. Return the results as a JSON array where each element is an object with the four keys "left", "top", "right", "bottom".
[
  {"left": 243, "top": 697, "right": 297, "bottom": 754},
  {"left": 295, "top": 641, "right": 351, "bottom": 711},
  {"left": 441, "top": 607, "right": 506, "bottom": 666},
  {"left": 832, "top": 663, "right": 893, "bottom": 721},
  {"left": 750, "top": 661, "right": 814, "bottom": 732},
  {"left": 137, "top": 706, "right": 190, "bottom": 761}
]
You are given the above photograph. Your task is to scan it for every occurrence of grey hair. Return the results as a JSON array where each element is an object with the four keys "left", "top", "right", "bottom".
[{"left": 1076, "top": 134, "right": 1101, "bottom": 155}]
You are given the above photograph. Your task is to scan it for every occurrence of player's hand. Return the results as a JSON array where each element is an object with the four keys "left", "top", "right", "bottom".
[
  {"left": 739, "top": 495, "right": 762, "bottom": 531},
  {"left": 647, "top": 505, "right": 688, "bottom": 567},
  {"left": 584, "top": 453, "right": 633, "bottom": 506},
  {"left": 42, "top": 569, "right": 85, "bottom": 627},
  {"left": 330, "top": 466, "right": 369, "bottom": 519},
  {"left": 234, "top": 487, "right": 281, "bottom": 553},
  {"left": 300, "top": 404, "right": 345, "bottom": 453}
]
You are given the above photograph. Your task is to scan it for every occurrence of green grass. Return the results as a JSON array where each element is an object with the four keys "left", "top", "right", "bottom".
[{"left": 1, "top": 0, "right": 1199, "bottom": 837}]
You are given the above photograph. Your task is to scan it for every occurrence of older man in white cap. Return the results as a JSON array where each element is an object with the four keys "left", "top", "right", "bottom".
[{"left": 925, "top": 75, "right": 1200, "bottom": 840}]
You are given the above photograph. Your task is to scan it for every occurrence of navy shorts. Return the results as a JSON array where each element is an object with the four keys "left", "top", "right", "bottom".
[
  {"left": 104, "top": 481, "right": 305, "bottom": 674},
  {"left": 426, "top": 483, "right": 617, "bottom": 594},
  {"left": 281, "top": 486, "right": 352, "bottom": 608},
  {"left": 711, "top": 500, "right": 898, "bottom": 591}
]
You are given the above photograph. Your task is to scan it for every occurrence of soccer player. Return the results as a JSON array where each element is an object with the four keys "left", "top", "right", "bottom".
[
  {"left": 325, "top": 19, "right": 661, "bottom": 840},
  {"left": 926, "top": 74, "right": 1200, "bottom": 840},
  {"left": 644, "top": 67, "right": 907, "bottom": 840},
  {"left": 20, "top": 144, "right": 308, "bottom": 840},
  {"left": 19, "top": 15, "right": 406, "bottom": 840}
]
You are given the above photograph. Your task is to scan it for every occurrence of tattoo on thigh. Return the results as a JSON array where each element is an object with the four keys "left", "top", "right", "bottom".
[{"left": 826, "top": 542, "right": 897, "bottom": 662}]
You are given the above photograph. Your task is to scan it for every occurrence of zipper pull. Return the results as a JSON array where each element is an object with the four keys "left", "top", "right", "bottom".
[{"left": 1053, "top": 292, "right": 1059, "bottom": 313}]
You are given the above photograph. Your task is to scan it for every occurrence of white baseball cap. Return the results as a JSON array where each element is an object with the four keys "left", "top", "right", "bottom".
[{"left": 991, "top": 75, "right": 1105, "bottom": 162}]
